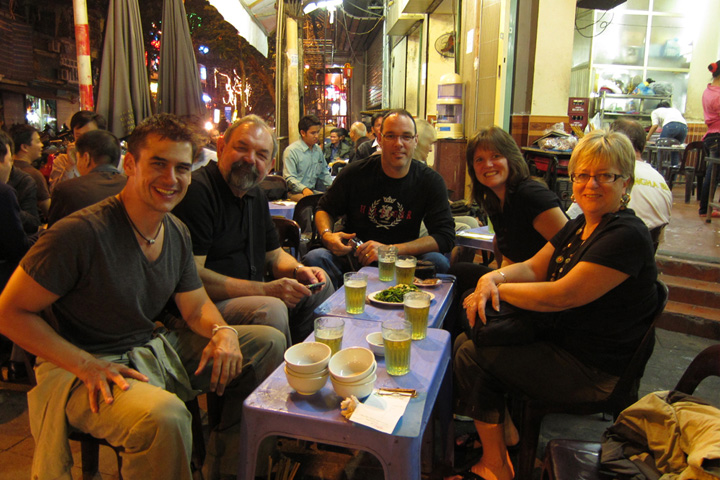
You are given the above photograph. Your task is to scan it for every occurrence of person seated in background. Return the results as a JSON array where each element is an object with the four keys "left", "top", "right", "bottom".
[
  {"left": 447, "top": 127, "right": 567, "bottom": 337},
  {"left": 47, "top": 129, "right": 126, "bottom": 227},
  {"left": 567, "top": 119, "right": 672, "bottom": 234},
  {"left": 181, "top": 115, "right": 218, "bottom": 172},
  {"left": 0, "top": 114, "right": 285, "bottom": 480},
  {"left": 173, "top": 115, "right": 334, "bottom": 345},
  {"left": 355, "top": 113, "right": 384, "bottom": 161},
  {"left": 647, "top": 100, "right": 687, "bottom": 166},
  {"left": 304, "top": 109, "right": 456, "bottom": 288},
  {"left": 7, "top": 157, "right": 41, "bottom": 234},
  {"left": 50, "top": 111, "right": 107, "bottom": 191},
  {"left": 0, "top": 129, "right": 35, "bottom": 288},
  {"left": 10, "top": 124, "right": 50, "bottom": 220},
  {"left": 413, "top": 119, "right": 437, "bottom": 164},
  {"left": 0, "top": 130, "right": 37, "bottom": 383},
  {"left": 324, "top": 127, "right": 353, "bottom": 164},
  {"left": 348, "top": 121, "right": 371, "bottom": 162},
  {"left": 283, "top": 114, "right": 333, "bottom": 202},
  {"left": 449, "top": 130, "right": 659, "bottom": 480}
]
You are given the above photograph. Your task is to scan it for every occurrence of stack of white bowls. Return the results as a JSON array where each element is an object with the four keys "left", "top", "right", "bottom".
[
  {"left": 328, "top": 347, "right": 377, "bottom": 399},
  {"left": 284, "top": 342, "right": 331, "bottom": 395}
]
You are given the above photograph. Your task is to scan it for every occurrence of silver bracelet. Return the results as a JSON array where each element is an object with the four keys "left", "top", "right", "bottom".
[
  {"left": 212, "top": 324, "right": 239, "bottom": 338},
  {"left": 496, "top": 270, "right": 507, "bottom": 285}
]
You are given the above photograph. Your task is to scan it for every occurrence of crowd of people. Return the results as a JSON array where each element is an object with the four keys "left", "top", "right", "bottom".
[{"left": 6, "top": 61, "right": 718, "bottom": 477}]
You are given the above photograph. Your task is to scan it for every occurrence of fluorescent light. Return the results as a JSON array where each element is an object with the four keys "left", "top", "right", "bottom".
[{"left": 303, "top": 2, "right": 318, "bottom": 13}]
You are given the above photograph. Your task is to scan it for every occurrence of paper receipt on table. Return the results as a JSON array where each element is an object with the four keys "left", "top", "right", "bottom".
[{"left": 348, "top": 390, "right": 412, "bottom": 434}]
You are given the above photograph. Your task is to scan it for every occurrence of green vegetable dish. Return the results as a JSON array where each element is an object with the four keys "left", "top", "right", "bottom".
[{"left": 375, "top": 284, "right": 419, "bottom": 303}]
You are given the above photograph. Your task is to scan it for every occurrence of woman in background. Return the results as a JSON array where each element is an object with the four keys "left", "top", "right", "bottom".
[
  {"left": 447, "top": 127, "right": 567, "bottom": 337},
  {"left": 698, "top": 60, "right": 720, "bottom": 217},
  {"left": 646, "top": 100, "right": 687, "bottom": 167}
]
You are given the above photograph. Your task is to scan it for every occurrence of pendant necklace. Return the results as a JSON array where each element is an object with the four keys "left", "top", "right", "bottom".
[
  {"left": 550, "top": 226, "right": 586, "bottom": 281},
  {"left": 118, "top": 196, "right": 163, "bottom": 245}
]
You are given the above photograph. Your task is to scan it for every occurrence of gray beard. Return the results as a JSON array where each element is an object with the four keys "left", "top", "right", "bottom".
[{"left": 228, "top": 164, "right": 261, "bottom": 191}]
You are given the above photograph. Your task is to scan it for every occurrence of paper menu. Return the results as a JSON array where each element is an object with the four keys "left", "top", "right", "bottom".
[{"left": 349, "top": 390, "right": 412, "bottom": 434}]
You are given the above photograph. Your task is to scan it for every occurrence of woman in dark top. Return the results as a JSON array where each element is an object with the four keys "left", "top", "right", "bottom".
[
  {"left": 449, "top": 130, "right": 658, "bottom": 480},
  {"left": 447, "top": 127, "right": 567, "bottom": 336}
]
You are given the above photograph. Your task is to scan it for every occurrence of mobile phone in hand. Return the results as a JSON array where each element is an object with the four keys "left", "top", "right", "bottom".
[{"left": 306, "top": 281, "right": 326, "bottom": 291}]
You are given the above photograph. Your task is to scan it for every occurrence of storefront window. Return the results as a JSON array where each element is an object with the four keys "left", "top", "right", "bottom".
[
  {"left": 592, "top": 14, "right": 647, "bottom": 67},
  {"left": 25, "top": 95, "right": 57, "bottom": 134},
  {"left": 573, "top": 1, "right": 691, "bottom": 112},
  {"left": 652, "top": 0, "right": 684, "bottom": 14},
  {"left": 648, "top": 15, "right": 692, "bottom": 69}
]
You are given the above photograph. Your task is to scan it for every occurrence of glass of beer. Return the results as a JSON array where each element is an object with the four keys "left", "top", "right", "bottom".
[
  {"left": 344, "top": 272, "right": 368, "bottom": 314},
  {"left": 314, "top": 317, "right": 344, "bottom": 356},
  {"left": 382, "top": 320, "right": 412, "bottom": 376},
  {"left": 404, "top": 291, "right": 431, "bottom": 340},
  {"left": 394, "top": 255, "right": 417, "bottom": 285},
  {"left": 377, "top": 245, "right": 398, "bottom": 282}
]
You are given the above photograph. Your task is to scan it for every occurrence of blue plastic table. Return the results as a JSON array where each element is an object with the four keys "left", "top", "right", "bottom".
[
  {"left": 313, "top": 266, "right": 456, "bottom": 329},
  {"left": 268, "top": 200, "right": 296, "bottom": 220},
  {"left": 455, "top": 226, "right": 494, "bottom": 252},
  {"left": 237, "top": 318, "right": 452, "bottom": 479}
]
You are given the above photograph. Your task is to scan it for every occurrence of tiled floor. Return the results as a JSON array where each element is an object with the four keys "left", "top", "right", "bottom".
[{"left": 1, "top": 184, "right": 719, "bottom": 480}]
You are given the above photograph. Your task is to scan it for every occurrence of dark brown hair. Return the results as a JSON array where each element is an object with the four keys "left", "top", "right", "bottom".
[{"left": 465, "top": 126, "right": 529, "bottom": 216}]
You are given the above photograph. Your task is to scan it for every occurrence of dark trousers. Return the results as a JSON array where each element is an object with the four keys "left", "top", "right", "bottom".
[
  {"left": 452, "top": 335, "right": 618, "bottom": 424},
  {"left": 699, "top": 134, "right": 720, "bottom": 214}
]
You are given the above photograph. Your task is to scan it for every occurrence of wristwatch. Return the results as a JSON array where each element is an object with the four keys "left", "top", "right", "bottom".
[{"left": 293, "top": 264, "right": 305, "bottom": 278}]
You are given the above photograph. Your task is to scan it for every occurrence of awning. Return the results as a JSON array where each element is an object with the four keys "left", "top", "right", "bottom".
[{"left": 208, "top": 0, "right": 277, "bottom": 57}]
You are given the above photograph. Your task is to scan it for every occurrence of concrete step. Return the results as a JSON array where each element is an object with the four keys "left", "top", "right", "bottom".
[
  {"left": 659, "top": 301, "right": 720, "bottom": 340},
  {"left": 657, "top": 254, "right": 720, "bottom": 283},
  {"left": 659, "top": 273, "right": 720, "bottom": 310},
  {"left": 656, "top": 257, "right": 720, "bottom": 340}
]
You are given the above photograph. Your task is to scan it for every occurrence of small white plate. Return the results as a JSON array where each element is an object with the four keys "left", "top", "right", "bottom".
[
  {"left": 367, "top": 290, "right": 435, "bottom": 306},
  {"left": 413, "top": 277, "right": 442, "bottom": 288}
]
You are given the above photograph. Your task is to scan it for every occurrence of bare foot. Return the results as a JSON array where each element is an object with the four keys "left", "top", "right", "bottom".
[
  {"left": 504, "top": 417, "right": 520, "bottom": 447},
  {"left": 470, "top": 451, "right": 515, "bottom": 480}
]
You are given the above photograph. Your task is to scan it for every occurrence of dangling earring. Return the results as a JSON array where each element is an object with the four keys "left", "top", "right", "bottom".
[
  {"left": 620, "top": 193, "right": 631, "bottom": 209},
  {"left": 570, "top": 194, "right": 576, "bottom": 203}
]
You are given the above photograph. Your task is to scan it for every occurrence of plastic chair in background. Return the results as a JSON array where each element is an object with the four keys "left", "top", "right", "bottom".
[
  {"left": 260, "top": 174, "right": 288, "bottom": 201},
  {"left": 271, "top": 216, "right": 302, "bottom": 260},
  {"left": 292, "top": 193, "right": 324, "bottom": 257},
  {"left": 669, "top": 141, "right": 706, "bottom": 202}
]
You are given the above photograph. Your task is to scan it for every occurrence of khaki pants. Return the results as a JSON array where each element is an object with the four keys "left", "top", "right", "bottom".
[{"left": 39, "top": 325, "right": 285, "bottom": 480}]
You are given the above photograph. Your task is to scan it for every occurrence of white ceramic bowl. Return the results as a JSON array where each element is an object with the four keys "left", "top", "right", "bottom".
[
  {"left": 284, "top": 342, "right": 332, "bottom": 375},
  {"left": 285, "top": 366, "right": 329, "bottom": 378},
  {"left": 328, "top": 347, "right": 376, "bottom": 382},
  {"left": 331, "top": 361, "right": 377, "bottom": 385},
  {"left": 331, "top": 372, "right": 376, "bottom": 399},
  {"left": 365, "top": 332, "right": 384, "bottom": 356},
  {"left": 284, "top": 366, "right": 329, "bottom": 395}
]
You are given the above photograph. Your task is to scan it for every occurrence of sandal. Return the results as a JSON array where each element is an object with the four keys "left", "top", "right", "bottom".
[
  {"left": 445, "top": 469, "right": 486, "bottom": 480},
  {"left": 454, "top": 432, "right": 483, "bottom": 473}
]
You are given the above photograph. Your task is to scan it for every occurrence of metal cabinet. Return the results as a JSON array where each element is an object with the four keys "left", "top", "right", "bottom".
[{"left": 595, "top": 92, "right": 672, "bottom": 129}]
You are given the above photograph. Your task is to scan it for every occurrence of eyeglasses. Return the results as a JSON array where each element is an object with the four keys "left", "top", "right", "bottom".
[
  {"left": 570, "top": 173, "right": 624, "bottom": 184},
  {"left": 382, "top": 134, "right": 416, "bottom": 143}
]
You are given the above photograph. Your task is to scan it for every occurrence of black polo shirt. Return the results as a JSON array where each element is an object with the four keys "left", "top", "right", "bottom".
[{"left": 172, "top": 162, "right": 280, "bottom": 281}]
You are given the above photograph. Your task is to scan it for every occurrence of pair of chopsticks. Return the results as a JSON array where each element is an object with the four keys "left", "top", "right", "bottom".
[
  {"left": 268, "top": 455, "right": 300, "bottom": 480},
  {"left": 377, "top": 387, "right": 417, "bottom": 397}
]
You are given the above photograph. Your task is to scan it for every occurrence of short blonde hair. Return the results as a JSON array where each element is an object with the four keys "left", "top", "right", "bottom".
[{"left": 568, "top": 130, "right": 635, "bottom": 190}]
